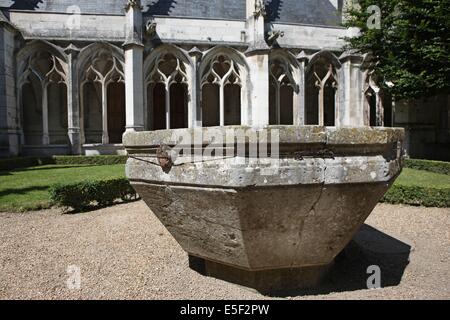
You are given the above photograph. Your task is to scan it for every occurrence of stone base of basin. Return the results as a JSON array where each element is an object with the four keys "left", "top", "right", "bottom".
[
  {"left": 189, "top": 255, "right": 331, "bottom": 295},
  {"left": 131, "top": 182, "right": 390, "bottom": 271},
  {"left": 124, "top": 126, "right": 405, "bottom": 294}
]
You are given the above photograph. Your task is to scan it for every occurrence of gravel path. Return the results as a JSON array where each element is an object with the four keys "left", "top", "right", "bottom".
[{"left": 0, "top": 201, "right": 449, "bottom": 300}]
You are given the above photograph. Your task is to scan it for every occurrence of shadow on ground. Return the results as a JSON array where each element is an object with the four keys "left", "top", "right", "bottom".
[
  {"left": 61, "top": 197, "right": 142, "bottom": 215},
  {"left": 190, "top": 224, "right": 411, "bottom": 297},
  {"left": 296, "top": 224, "right": 412, "bottom": 297},
  {"left": 0, "top": 185, "right": 49, "bottom": 198}
]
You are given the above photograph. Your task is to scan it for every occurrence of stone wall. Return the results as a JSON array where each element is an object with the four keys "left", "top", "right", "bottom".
[
  {"left": 395, "top": 94, "right": 450, "bottom": 161},
  {"left": 0, "top": 0, "right": 410, "bottom": 158},
  {"left": 0, "top": 24, "right": 18, "bottom": 157},
  {"left": 8, "top": 11, "right": 126, "bottom": 42}
]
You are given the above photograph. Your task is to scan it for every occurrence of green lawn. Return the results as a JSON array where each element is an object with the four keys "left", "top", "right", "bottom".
[
  {"left": 383, "top": 168, "right": 450, "bottom": 207},
  {"left": 0, "top": 164, "right": 125, "bottom": 212},
  {"left": 0, "top": 164, "right": 449, "bottom": 212},
  {"left": 395, "top": 168, "right": 450, "bottom": 188}
]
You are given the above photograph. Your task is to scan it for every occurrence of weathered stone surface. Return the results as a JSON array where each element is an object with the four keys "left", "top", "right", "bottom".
[
  {"left": 189, "top": 256, "right": 332, "bottom": 295},
  {"left": 133, "top": 182, "right": 389, "bottom": 270},
  {"left": 125, "top": 126, "right": 405, "bottom": 292},
  {"left": 123, "top": 126, "right": 404, "bottom": 148}
]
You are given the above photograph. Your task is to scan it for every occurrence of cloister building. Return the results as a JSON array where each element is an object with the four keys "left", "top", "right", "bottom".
[{"left": 0, "top": 0, "right": 448, "bottom": 159}]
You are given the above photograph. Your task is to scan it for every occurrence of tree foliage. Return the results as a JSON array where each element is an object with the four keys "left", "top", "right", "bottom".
[{"left": 343, "top": 0, "right": 450, "bottom": 100}]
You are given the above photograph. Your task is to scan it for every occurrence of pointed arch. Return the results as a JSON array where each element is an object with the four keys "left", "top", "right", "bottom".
[
  {"left": 305, "top": 50, "right": 340, "bottom": 126},
  {"left": 199, "top": 46, "right": 249, "bottom": 127},
  {"left": 78, "top": 42, "right": 125, "bottom": 145},
  {"left": 144, "top": 44, "right": 192, "bottom": 73},
  {"left": 199, "top": 46, "right": 249, "bottom": 82},
  {"left": 16, "top": 40, "right": 68, "bottom": 76},
  {"left": 269, "top": 49, "right": 300, "bottom": 125},
  {"left": 144, "top": 44, "right": 192, "bottom": 130},
  {"left": 306, "top": 50, "right": 341, "bottom": 74},
  {"left": 364, "top": 71, "right": 383, "bottom": 127},
  {"left": 77, "top": 42, "right": 125, "bottom": 76},
  {"left": 16, "top": 41, "right": 69, "bottom": 146}
]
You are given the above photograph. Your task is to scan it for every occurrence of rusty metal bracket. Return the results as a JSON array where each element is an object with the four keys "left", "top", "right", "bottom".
[
  {"left": 293, "top": 149, "right": 335, "bottom": 161},
  {"left": 157, "top": 144, "right": 173, "bottom": 173}
]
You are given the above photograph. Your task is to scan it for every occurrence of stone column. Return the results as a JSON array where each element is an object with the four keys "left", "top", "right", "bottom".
[
  {"left": 65, "top": 44, "right": 82, "bottom": 154},
  {"left": 274, "top": 82, "right": 280, "bottom": 124},
  {"left": 101, "top": 81, "right": 109, "bottom": 144},
  {"left": 79, "top": 80, "right": 86, "bottom": 144},
  {"left": 391, "top": 98, "right": 397, "bottom": 127},
  {"left": 42, "top": 82, "right": 50, "bottom": 145},
  {"left": 219, "top": 82, "right": 225, "bottom": 126},
  {"left": 341, "top": 0, "right": 357, "bottom": 23},
  {"left": 375, "top": 90, "right": 384, "bottom": 126},
  {"left": 245, "top": 0, "right": 270, "bottom": 126},
  {"left": 124, "top": 0, "right": 145, "bottom": 133},
  {"left": 143, "top": 81, "right": 148, "bottom": 130},
  {"left": 295, "top": 51, "right": 308, "bottom": 125},
  {"left": 188, "top": 47, "right": 202, "bottom": 128},
  {"left": 318, "top": 81, "right": 325, "bottom": 127},
  {"left": 338, "top": 51, "right": 365, "bottom": 127},
  {"left": 0, "top": 19, "right": 19, "bottom": 156},
  {"left": 164, "top": 82, "right": 170, "bottom": 129}
]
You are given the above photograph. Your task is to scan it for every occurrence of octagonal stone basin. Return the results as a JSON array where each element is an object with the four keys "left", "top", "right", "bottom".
[{"left": 124, "top": 126, "right": 405, "bottom": 294}]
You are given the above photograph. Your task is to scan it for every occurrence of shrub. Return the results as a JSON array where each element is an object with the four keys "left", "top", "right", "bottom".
[
  {"left": 405, "top": 159, "right": 450, "bottom": 176},
  {"left": 49, "top": 178, "right": 138, "bottom": 212},
  {"left": 0, "top": 157, "right": 53, "bottom": 171},
  {"left": 382, "top": 184, "right": 450, "bottom": 208},
  {"left": 53, "top": 155, "right": 127, "bottom": 166}
]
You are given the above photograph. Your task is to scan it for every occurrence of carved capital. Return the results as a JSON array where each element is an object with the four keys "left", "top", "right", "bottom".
[
  {"left": 188, "top": 46, "right": 203, "bottom": 59},
  {"left": 339, "top": 49, "right": 364, "bottom": 64},
  {"left": 125, "top": 0, "right": 143, "bottom": 12},
  {"left": 296, "top": 50, "right": 310, "bottom": 63},
  {"left": 253, "top": 0, "right": 266, "bottom": 18},
  {"left": 64, "top": 43, "right": 80, "bottom": 58},
  {"left": 145, "top": 20, "right": 157, "bottom": 38},
  {"left": 267, "top": 30, "right": 284, "bottom": 44}
]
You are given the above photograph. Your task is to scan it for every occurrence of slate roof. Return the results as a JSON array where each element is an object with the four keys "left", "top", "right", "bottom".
[
  {"left": 0, "top": 0, "right": 341, "bottom": 26},
  {"left": 266, "top": 0, "right": 341, "bottom": 26}
]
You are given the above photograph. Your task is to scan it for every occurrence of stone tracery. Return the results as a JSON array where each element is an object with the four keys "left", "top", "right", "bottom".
[
  {"left": 200, "top": 50, "right": 245, "bottom": 127},
  {"left": 17, "top": 49, "right": 68, "bottom": 146},
  {"left": 364, "top": 71, "right": 383, "bottom": 127},
  {"left": 269, "top": 53, "right": 298, "bottom": 125},
  {"left": 306, "top": 53, "right": 340, "bottom": 126},
  {"left": 144, "top": 47, "right": 190, "bottom": 130},
  {"left": 0, "top": 1, "right": 406, "bottom": 158},
  {"left": 79, "top": 48, "right": 125, "bottom": 145},
  {"left": 15, "top": 39, "right": 355, "bottom": 151},
  {"left": 15, "top": 42, "right": 352, "bottom": 151}
]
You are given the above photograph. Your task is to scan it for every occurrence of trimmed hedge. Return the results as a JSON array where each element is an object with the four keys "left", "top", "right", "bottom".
[
  {"left": 405, "top": 158, "right": 450, "bottom": 176},
  {"left": 53, "top": 155, "right": 127, "bottom": 166},
  {"left": 49, "top": 178, "right": 138, "bottom": 212},
  {"left": 382, "top": 184, "right": 450, "bottom": 208},
  {"left": 0, "top": 157, "right": 53, "bottom": 171},
  {"left": 0, "top": 155, "right": 127, "bottom": 171},
  {"left": 383, "top": 160, "right": 450, "bottom": 207}
]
